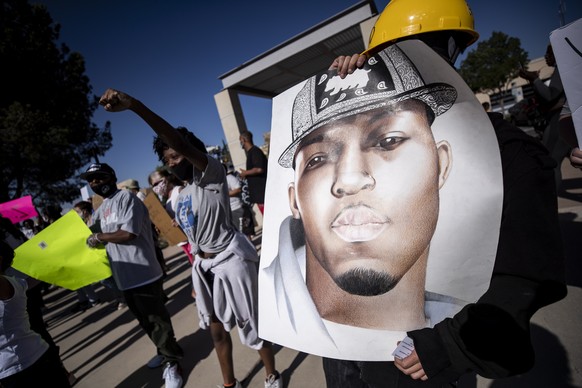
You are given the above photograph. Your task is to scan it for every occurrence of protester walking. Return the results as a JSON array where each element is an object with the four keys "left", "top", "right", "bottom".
[{"left": 81, "top": 163, "right": 184, "bottom": 388}]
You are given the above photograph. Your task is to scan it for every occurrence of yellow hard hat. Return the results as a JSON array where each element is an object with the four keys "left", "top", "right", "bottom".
[{"left": 364, "top": 0, "right": 479, "bottom": 55}]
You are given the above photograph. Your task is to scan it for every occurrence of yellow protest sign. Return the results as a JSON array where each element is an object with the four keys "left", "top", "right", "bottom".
[{"left": 13, "top": 210, "right": 111, "bottom": 290}]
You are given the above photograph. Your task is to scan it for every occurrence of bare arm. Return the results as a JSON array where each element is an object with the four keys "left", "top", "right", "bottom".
[
  {"left": 0, "top": 276, "right": 14, "bottom": 300},
  {"left": 0, "top": 275, "right": 40, "bottom": 298},
  {"left": 518, "top": 68, "right": 539, "bottom": 83},
  {"left": 229, "top": 187, "right": 242, "bottom": 197},
  {"left": 571, "top": 147, "right": 582, "bottom": 169},
  {"left": 239, "top": 167, "right": 264, "bottom": 179},
  {"left": 99, "top": 89, "right": 208, "bottom": 171},
  {"left": 94, "top": 229, "right": 136, "bottom": 244},
  {"left": 519, "top": 69, "right": 563, "bottom": 103}
]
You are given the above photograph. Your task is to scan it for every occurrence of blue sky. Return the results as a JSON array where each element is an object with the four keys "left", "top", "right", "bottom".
[{"left": 35, "top": 0, "right": 582, "bottom": 196}]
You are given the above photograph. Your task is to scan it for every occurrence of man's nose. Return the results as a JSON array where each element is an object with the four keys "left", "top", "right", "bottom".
[
  {"left": 332, "top": 171, "right": 375, "bottom": 197},
  {"left": 331, "top": 148, "right": 375, "bottom": 197}
]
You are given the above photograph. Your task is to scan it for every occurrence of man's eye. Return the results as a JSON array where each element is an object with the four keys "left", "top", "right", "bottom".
[
  {"left": 377, "top": 136, "right": 407, "bottom": 150},
  {"left": 305, "top": 155, "right": 327, "bottom": 169}
]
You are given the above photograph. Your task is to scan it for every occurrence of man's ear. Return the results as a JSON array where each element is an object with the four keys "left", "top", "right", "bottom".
[
  {"left": 288, "top": 182, "right": 301, "bottom": 219},
  {"left": 436, "top": 140, "right": 452, "bottom": 189}
]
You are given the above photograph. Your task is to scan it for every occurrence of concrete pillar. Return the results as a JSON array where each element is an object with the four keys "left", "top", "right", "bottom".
[
  {"left": 214, "top": 88, "right": 247, "bottom": 171},
  {"left": 215, "top": 88, "right": 264, "bottom": 230}
]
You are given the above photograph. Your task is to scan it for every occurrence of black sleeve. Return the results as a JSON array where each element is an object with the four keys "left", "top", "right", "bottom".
[
  {"left": 407, "top": 115, "right": 567, "bottom": 382},
  {"left": 249, "top": 147, "right": 268, "bottom": 173},
  {"left": 409, "top": 276, "right": 543, "bottom": 382}
]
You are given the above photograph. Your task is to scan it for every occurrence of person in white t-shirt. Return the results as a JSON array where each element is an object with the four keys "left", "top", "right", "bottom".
[{"left": 148, "top": 169, "right": 193, "bottom": 264}]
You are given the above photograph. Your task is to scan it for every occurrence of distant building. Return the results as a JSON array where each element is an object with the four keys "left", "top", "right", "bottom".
[{"left": 476, "top": 56, "right": 555, "bottom": 115}]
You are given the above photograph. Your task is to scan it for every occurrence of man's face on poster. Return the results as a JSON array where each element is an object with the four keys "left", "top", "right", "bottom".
[{"left": 288, "top": 100, "right": 452, "bottom": 296}]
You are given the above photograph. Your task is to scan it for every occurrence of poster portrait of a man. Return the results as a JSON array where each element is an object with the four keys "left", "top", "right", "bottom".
[{"left": 259, "top": 40, "right": 503, "bottom": 361}]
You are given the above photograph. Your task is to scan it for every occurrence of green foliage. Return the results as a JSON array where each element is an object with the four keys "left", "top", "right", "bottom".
[
  {"left": 459, "top": 31, "right": 529, "bottom": 94},
  {"left": 0, "top": 0, "right": 112, "bottom": 205}
]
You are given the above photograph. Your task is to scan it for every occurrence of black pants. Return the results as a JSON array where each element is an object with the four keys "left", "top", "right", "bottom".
[
  {"left": 26, "top": 284, "right": 58, "bottom": 351},
  {"left": 123, "top": 278, "right": 183, "bottom": 364},
  {"left": 322, "top": 358, "right": 456, "bottom": 388}
]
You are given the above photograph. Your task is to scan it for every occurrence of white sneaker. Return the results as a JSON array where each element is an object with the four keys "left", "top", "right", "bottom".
[
  {"left": 265, "top": 373, "right": 282, "bottom": 388},
  {"left": 163, "top": 363, "right": 183, "bottom": 388},
  {"left": 147, "top": 354, "right": 164, "bottom": 368}
]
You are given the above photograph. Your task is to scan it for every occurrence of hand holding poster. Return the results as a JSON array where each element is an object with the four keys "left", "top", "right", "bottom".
[
  {"left": 258, "top": 41, "right": 503, "bottom": 361},
  {"left": 13, "top": 210, "right": 111, "bottom": 290}
]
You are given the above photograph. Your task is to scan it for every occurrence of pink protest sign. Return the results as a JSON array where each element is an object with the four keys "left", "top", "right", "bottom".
[{"left": 0, "top": 195, "right": 39, "bottom": 223}]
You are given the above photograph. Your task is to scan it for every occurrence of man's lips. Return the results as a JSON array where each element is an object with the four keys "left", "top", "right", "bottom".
[{"left": 331, "top": 205, "right": 389, "bottom": 242}]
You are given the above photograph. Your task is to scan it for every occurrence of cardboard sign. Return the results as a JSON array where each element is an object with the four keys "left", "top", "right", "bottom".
[
  {"left": 80, "top": 185, "right": 91, "bottom": 201},
  {"left": 0, "top": 195, "right": 39, "bottom": 224},
  {"left": 13, "top": 210, "right": 111, "bottom": 290},
  {"left": 92, "top": 194, "right": 104, "bottom": 211},
  {"left": 551, "top": 18, "right": 582, "bottom": 144},
  {"left": 143, "top": 191, "right": 187, "bottom": 246}
]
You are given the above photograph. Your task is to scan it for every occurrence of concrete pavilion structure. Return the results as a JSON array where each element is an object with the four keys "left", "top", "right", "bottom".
[{"left": 214, "top": 0, "right": 380, "bottom": 171}]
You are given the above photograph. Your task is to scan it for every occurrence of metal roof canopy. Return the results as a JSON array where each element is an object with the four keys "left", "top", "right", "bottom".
[{"left": 218, "top": 0, "right": 379, "bottom": 98}]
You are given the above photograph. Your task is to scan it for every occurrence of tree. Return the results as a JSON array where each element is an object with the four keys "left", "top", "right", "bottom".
[
  {"left": 459, "top": 31, "right": 528, "bottom": 113},
  {"left": 0, "top": 0, "right": 112, "bottom": 206}
]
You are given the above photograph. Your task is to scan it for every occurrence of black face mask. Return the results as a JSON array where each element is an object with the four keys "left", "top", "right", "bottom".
[
  {"left": 170, "top": 158, "right": 193, "bottom": 182},
  {"left": 92, "top": 182, "right": 117, "bottom": 198}
]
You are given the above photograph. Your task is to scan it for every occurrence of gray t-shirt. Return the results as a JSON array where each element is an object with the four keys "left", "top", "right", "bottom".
[
  {"left": 93, "top": 189, "right": 163, "bottom": 290},
  {"left": 175, "top": 156, "right": 235, "bottom": 255}
]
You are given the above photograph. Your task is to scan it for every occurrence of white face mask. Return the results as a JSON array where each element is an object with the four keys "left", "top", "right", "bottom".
[{"left": 152, "top": 179, "right": 168, "bottom": 197}]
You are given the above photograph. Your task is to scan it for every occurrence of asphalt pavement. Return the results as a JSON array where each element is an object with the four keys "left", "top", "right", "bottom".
[{"left": 43, "top": 155, "right": 582, "bottom": 388}]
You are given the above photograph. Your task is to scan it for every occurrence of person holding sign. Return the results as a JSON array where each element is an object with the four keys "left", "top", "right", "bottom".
[
  {"left": 98, "top": 90, "right": 282, "bottom": 388},
  {"left": 81, "top": 163, "right": 184, "bottom": 388},
  {"left": 321, "top": 0, "right": 567, "bottom": 386},
  {"left": 519, "top": 43, "right": 569, "bottom": 188},
  {"left": 148, "top": 169, "right": 194, "bottom": 265},
  {"left": 74, "top": 200, "right": 126, "bottom": 310}
]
